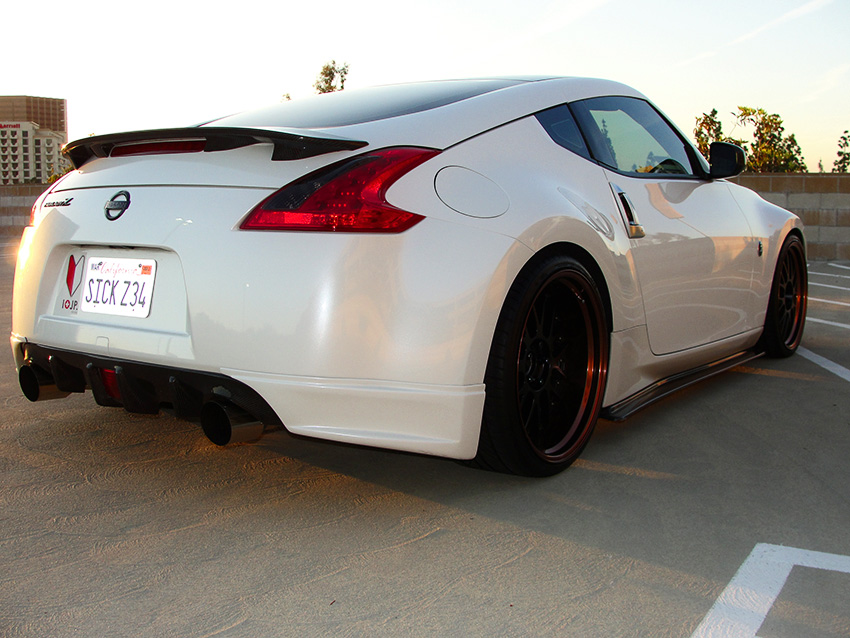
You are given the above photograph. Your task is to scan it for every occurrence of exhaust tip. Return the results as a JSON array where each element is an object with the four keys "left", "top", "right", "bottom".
[
  {"left": 19, "top": 365, "right": 70, "bottom": 402},
  {"left": 200, "top": 401, "right": 264, "bottom": 446},
  {"left": 19, "top": 365, "right": 41, "bottom": 402}
]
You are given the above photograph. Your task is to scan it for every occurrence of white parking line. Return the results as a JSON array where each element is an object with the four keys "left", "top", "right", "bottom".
[
  {"left": 829, "top": 263, "right": 850, "bottom": 271},
  {"left": 810, "top": 281, "right": 850, "bottom": 292},
  {"left": 798, "top": 347, "right": 850, "bottom": 383},
  {"left": 808, "top": 317, "right": 850, "bottom": 330},
  {"left": 809, "top": 296, "right": 850, "bottom": 308},
  {"left": 810, "top": 270, "right": 850, "bottom": 280},
  {"left": 691, "top": 543, "right": 850, "bottom": 638}
]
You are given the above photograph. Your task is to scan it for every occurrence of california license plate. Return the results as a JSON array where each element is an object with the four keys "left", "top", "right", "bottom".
[{"left": 80, "top": 257, "right": 157, "bottom": 318}]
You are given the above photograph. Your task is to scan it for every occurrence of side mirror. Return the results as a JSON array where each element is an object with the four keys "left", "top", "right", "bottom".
[{"left": 709, "top": 141, "right": 746, "bottom": 178}]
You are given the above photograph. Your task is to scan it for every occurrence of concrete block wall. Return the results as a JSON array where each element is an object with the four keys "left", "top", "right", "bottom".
[
  {"left": 733, "top": 173, "right": 850, "bottom": 261},
  {"left": 0, "top": 184, "right": 44, "bottom": 231},
  {"left": 2, "top": 176, "right": 850, "bottom": 259}
]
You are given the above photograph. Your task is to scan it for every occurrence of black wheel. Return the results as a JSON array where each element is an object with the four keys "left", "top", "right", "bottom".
[
  {"left": 760, "top": 234, "right": 807, "bottom": 358},
  {"left": 474, "top": 255, "right": 609, "bottom": 476}
]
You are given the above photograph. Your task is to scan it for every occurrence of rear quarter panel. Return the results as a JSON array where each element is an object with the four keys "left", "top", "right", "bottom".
[{"left": 387, "top": 115, "right": 646, "bottom": 334}]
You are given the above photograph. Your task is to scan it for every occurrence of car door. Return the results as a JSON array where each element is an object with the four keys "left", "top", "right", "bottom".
[{"left": 570, "top": 96, "right": 758, "bottom": 355}]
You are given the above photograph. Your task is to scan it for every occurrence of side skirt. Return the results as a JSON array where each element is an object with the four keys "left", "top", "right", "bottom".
[{"left": 600, "top": 349, "right": 763, "bottom": 422}]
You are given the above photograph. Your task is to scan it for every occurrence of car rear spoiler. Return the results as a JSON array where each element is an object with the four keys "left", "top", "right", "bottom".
[{"left": 62, "top": 126, "right": 369, "bottom": 168}]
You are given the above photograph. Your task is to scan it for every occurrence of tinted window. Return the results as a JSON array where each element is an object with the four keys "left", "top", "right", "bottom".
[
  {"left": 206, "top": 79, "right": 524, "bottom": 129},
  {"left": 535, "top": 105, "right": 590, "bottom": 160},
  {"left": 571, "top": 97, "right": 695, "bottom": 176}
]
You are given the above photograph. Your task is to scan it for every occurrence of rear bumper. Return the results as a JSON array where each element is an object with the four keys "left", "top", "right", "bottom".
[
  {"left": 224, "top": 366, "right": 484, "bottom": 459},
  {"left": 12, "top": 337, "right": 484, "bottom": 460}
]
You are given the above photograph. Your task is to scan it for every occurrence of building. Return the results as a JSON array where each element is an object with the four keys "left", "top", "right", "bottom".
[
  {"left": 0, "top": 122, "right": 68, "bottom": 185},
  {"left": 0, "top": 96, "right": 69, "bottom": 185},
  {"left": 0, "top": 95, "right": 66, "bottom": 132}
]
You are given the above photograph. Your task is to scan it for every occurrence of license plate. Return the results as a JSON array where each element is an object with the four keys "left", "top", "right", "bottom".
[{"left": 81, "top": 257, "right": 157, "bottom": 318}]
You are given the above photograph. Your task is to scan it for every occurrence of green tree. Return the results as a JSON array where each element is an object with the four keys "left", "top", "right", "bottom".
[
  {"left": 694, "top": 109, "right": 724, "bottom": 158},
  {"left": 314, "top": 60, "right": 349, "bottom": 94},
  {"left": 834, "top": 130, "right": 850, "bottom": 173},
  {"left": 694, "top": 106, "right": 806, "bottom": 173},
  {"left": 46, "top": 163, "right": 73, "bottom": 183},
  {"left": 693, "top": 109, "right": 745, "bottom": 158},
  {"left": 736, "top": 107, "right": 806, "bottom": 173}
]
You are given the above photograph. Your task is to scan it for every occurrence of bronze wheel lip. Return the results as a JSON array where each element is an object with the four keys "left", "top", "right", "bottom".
[{"left": 516, "top": 269, "right": 608, "bottom": 462}]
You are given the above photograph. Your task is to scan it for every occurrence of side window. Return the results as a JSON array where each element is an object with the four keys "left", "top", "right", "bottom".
[
  {"left": 571, "top": 97, "right": 696, "bottom": 176},
  {"left": 535, "top": 105, "right": 591, "bottom": 160}
]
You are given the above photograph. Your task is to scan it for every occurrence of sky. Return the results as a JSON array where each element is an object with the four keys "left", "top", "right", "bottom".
[{"left": 6, "top": 0, "right": 849, "bottom": 170}]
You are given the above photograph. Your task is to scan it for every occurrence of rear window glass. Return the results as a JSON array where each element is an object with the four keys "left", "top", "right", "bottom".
[
  {"left": 205, "top": 79, "right": 524, "bottom": 129},
  {"left": 535, "top": 105, "right": 591, "bottom": 160}
]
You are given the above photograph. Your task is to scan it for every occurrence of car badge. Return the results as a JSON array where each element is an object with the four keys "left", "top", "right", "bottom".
[
  {"left": 105, "top": 191, "right": 131, "bottom": 221},
  {"left": 44, "top": 197, "right": 74, "bottom": 208}
]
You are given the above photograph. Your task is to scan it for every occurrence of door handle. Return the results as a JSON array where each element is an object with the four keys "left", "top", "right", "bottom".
[{"left": 611, "top": 184, "right": 646, "bottom": 239}]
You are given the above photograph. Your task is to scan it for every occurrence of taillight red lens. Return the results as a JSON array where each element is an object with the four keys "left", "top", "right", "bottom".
[
  {"left": 240, "top": 147, "right": 439, "bottom": 233},
  {"left": 111, "top": 140, "right": 206, "bottom": 157}
]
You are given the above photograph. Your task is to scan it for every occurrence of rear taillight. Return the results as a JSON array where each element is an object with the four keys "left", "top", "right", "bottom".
[
  {"left": 110, "top": 140, "right": 206, "bottom": 157},
  {"left": 240, "top": 147, "right": 439, "bottom": 233}
]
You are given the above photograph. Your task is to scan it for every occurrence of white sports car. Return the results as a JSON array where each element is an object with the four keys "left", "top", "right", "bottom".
[{"left": 11, "top": 77, "right": 807, "bottom": 476}]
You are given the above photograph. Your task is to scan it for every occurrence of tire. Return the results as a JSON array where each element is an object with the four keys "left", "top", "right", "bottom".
[
  {"left": 474, "top": 254, "right": 609, "bottom": 477},
  {"left": 760, "top": 234, "right": 807, "bottom": 358}
]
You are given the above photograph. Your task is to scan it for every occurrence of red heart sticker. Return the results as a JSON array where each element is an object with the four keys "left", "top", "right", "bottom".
[{"left": 66, "top": 255, "right": 84, "bottom": 296}]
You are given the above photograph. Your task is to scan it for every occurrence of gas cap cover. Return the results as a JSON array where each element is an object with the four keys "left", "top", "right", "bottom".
[{"left": 434, "top": 166, "right": 509, "bottom": 218}]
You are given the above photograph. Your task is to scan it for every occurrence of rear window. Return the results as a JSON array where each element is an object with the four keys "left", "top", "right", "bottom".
[
  {"left": 205, "top": 79, "right": 525, "bottom": 129},
  {"left": 535, "top": 105, "right": 591, "bottom": 160}
]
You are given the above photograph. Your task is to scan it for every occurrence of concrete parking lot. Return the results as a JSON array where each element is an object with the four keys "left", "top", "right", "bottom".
[{"left": 1, "top": 235, "right": 849, "bottom": 637}]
